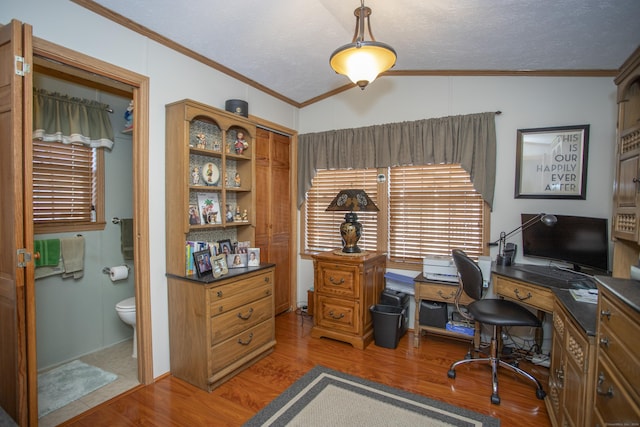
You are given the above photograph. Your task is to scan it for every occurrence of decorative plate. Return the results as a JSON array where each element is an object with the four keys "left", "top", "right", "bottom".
[{"left": 202, "top": 162, "right": 220, "bottom": 186}]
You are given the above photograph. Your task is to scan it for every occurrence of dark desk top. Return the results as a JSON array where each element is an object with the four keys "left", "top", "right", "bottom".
[
  {"left": 492, "top": 263, "right": 600, "bottom": 336},
  {"left": 594, "top": 276, "right": 640, "bottom": 313}
]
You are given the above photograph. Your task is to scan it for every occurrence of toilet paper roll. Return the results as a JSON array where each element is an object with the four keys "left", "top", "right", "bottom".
[{"left": 110, "top": 265, "right": 129, "bottom": 282}]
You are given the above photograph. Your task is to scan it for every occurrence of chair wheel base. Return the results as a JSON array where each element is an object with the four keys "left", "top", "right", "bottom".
[
  {"left": 447, "top": 369, "right": 456, "bottom": 379},
  {"left": 491, "top": 394, "right": 501, "bottom": 405},
  {"left": 536, "top": 388, "right": 546, "bottom": 400}
]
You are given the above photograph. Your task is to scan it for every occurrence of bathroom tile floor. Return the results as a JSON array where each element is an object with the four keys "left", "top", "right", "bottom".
[{"left": 38, "top": 339, "right": 139, "bottom": 427}]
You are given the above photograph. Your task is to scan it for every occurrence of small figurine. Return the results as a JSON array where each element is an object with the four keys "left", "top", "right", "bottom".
[
  {"left": 242, "top": 209, "right": 248, "bottom": 222},
  {"left": 226, "top": 204, "right": 234, "bottom": 222},
  {"left": 192, "top": 166, "right": 200, "bottom": 185},
  {"left": 234, "top": 206, "right": 242, "bottom": 222},
  {"left": 205, "top": 163, "right": 215, "bottom": 183},
  {"left": 123, "top": 100, "right": 134, "bottom": 132},
  {"left": 196, "top": 133, "right": 206, "bottom": 149},
  {"left": 213, "top": 140, "right": 221, "bottom": 152},
  {"left": 234, "top": 131, "right": 249, "bottom": 154}
]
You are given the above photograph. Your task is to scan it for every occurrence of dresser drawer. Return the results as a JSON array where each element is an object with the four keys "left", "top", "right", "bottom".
[
  {"left": 210, "top": 319, "right": 273, "bottom": 374},
  {"left": 415, "top": 282, "right": 473, "bottom": 305},
  {"left": 211, "top": 295, "right": 273, "bottom": 345},
  {"left": 494, "top": 275, "right": 554, "bottom": 312},
  {"left": 210, "top": 280, "right": 272, "bottom": 316},
  {"left": 594, "top": 357, "right": 640, "bottom": 423},
  {"left": 316, "top": 262, "right": 358, "bottom": 298},
  {"left": 316, "top": 294, "right": 360, "bottom": 334},
  {"left": 599, "top": 292, "right": 640, "bottom": 401}
]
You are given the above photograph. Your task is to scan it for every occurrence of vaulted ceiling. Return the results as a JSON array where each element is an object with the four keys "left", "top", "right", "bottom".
[{"left": 79, "top": 0, "right": 640, "bottom": 107}]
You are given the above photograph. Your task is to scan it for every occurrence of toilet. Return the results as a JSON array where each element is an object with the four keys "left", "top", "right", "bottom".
[{"left": 115, "top": 296, "right": 137, "bottom": 358}]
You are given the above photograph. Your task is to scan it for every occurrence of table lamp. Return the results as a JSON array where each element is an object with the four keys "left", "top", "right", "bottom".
[
  {"left": 492, "top": 213, "right": 557, "bottom": 266},
  {"left": 326, "top": 189, "right": 379, "bottom": 253}
]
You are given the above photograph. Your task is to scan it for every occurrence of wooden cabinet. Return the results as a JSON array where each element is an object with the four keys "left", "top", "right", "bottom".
[
  {"left": 255, "top": 127, "right": 293, "bottom": 314},
  {"left": 165, "top": 99, "right": 256, "bottom": 277},
  {"left": 546, "top": 298, "right": 596, "bottom": 427},
  {"left": 167, "top": 267, "right": 276, "bottom": 391},
  {"left": 612, "top": 47, "right": 640, "bottom": 276},
  {"left": 311, "top": 251, "right": 385, "bottom": 349},
  {"left": 593, "top": 283, "right": 640, "bottom": 425},
  {"left": 413, "top": 274, "right": 478, "bottom": 348}
]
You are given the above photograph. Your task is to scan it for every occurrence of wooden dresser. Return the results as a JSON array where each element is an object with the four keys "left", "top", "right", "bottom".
[
  {"left": 167, "top": 266, "right": 276, "bottom": 391},
  {"left": 593, "top": 277, "right": 640, "bottom": 425},
  {"left": 311, "top": 251, "right": 386, "bottom": 349}
]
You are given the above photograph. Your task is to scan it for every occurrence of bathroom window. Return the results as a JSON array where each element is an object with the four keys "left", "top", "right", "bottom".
[{"left": 32, "top": 140, "right": 105, "bottom": 233}]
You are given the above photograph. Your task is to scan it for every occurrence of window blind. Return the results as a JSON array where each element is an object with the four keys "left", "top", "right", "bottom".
[
  {"left": 33, "top": 140, "right": 96, "bottom": 223},
  {"left": 389, "top": 164, "right": 485, "bottom": 262}
]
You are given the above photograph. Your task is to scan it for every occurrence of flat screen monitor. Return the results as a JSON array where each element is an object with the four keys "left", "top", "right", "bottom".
[{"left": 521, "top": 213, "right": 609, "bottom": 272}]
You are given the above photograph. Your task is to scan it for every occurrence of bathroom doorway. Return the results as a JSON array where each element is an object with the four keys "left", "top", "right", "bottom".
[{"left": 30, "top": 37, "right": 153, "bottom": 422}]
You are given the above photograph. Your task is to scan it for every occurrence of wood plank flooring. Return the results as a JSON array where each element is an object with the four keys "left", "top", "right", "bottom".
[{"left": 61, "top": 311, "right": 551, "bottom": 426}]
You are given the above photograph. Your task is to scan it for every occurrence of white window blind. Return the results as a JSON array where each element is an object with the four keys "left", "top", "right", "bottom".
[
  {"left": 389, "top": 164, "right": 485, "bottom": 262},
  {"left": 305, "top": 169, "right": 379, "bottom": 252},
  {"left": 33, "top": 140, "right": 96, "bottom": 224}
]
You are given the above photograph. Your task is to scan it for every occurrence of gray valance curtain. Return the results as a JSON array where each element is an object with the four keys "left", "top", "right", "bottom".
[
  {"left": 33, "top": 88, "right": 115, "bottom": 149},
  {"left": 297, "top": 111, "right": 497, "bottom": 209}
]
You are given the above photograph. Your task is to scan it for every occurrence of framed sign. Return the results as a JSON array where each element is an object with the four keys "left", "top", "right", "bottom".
[{"left": 515, "top": 124, "right": 589, "bottom": 199}]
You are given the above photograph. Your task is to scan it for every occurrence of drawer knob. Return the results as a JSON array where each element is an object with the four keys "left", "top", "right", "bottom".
[
  {"left": 599, "top": 337, "right": 609, "bottom": 348},
  {"left": 264, "top": 276, "right": 270, "bottom": 283},
  {"left": 600, "top": 309, "right": 611, "bottom": 320},
  {"left": 329, "top": 276, "right": 345, "bottom": 285},
  {"left": 328, "top": 310, "right": 345, "bottom": 320},
  {"left": 217, "top": 290, "right": 223, "bottom": 298},
  {"left": 237, "top": 332, "right": 254, "bottom": 346},
  {"left": 437, "top": 290, "right": 455, "bottom": 300},
  {"left": 514, "top": 288, "right": 532, "bottom": 301},
  {"left": 237, "top": 307, "right": 254, "bottom": 320},
  {"left": 596, "top": 372, "right": 614, "bottom": 398}
]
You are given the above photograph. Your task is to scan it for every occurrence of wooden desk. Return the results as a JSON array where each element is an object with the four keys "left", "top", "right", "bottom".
[{"left": 413, "top": 273, "right": 480, "bottom": 349}]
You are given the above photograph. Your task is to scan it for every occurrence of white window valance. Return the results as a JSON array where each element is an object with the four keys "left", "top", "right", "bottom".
[{"left": 33, "top": 88, "right": 114, "bottom": 149}]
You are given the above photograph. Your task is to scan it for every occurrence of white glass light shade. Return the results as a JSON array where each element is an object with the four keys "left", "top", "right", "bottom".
[{"left": 330, "top": 41, "right": 397, "bottom": 89}]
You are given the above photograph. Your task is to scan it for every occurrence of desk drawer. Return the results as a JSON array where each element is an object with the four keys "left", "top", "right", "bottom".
[
  {"left": 594, "top": 357, "right": 640, "bottom": 423},
  {"left": 210, "top": 319, "right": 273, "bottom": 374},
  {"left": 494, "top": 276, "right": 554, "bottom": 312},
  {"left": 211, "top": 295, "right": 273, "bottom": 345},
  {"left": 315, "top": 295, "right": 359, "bottom": 334},
  {"left": 416, "top": 282, "right": 473, "bottom": 305}
]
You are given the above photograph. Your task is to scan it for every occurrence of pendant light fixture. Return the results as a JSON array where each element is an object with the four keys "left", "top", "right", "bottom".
[{"left": 330, "top": 0, "right": 397, "bottom": 89}]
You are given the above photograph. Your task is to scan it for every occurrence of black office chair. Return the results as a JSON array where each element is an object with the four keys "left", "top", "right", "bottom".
[{"left": 447, "top": 249, "right": 546, "bottom": 404}]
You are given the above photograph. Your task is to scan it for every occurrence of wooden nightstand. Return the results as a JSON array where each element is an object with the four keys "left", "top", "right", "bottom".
[{"left": 311, "top": 251, "right": 386, "bottom": 349}]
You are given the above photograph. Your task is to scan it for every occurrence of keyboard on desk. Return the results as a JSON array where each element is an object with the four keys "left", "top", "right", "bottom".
[{"left": 510, "top": 264, "right": 597, "bottom": 290}]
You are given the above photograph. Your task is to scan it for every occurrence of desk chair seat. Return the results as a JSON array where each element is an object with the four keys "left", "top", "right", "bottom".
[{"left": 447, "top": 249, "right": 546, "bottom": 405}]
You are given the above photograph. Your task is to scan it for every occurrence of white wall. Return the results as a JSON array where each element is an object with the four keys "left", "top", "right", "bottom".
[
  {"left": 297, "top": 75, "right": 618, "bottom": 300},
  {"left": 3, "top": 0, "right": 299, "bottom": 378}
]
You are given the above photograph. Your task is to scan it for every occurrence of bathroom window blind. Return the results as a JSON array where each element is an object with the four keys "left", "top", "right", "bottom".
[{"left": 32, "top": 140, "right": 104, "bottom": 232}]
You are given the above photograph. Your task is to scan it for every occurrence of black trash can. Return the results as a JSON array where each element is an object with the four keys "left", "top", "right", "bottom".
[
  {"left": 370, "top": 304, "right": 405, "bottom": 349},
  {"left": 380, "top": 289, "right": 410, "bottom": 337}
]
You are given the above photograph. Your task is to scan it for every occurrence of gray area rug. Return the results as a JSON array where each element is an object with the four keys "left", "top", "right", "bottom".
[
  {"left": 244, "top": 366, "right": 499, "bottom": 426},
  {"left": 38, "top": 359, "right": 117, "bottom": 418}
]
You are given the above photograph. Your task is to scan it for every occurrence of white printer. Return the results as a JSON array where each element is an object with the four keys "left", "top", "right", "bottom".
[{"left": 423, "top": 255, "right": 459, "bottom": 283}]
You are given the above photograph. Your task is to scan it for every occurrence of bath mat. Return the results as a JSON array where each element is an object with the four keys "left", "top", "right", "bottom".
[{"left": 38, "top": 359, "right": 117, "bottom": 418}]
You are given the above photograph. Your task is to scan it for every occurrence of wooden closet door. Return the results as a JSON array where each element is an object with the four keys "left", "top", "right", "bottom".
[{"left": 255, "top": 128, "right": 292, "bottom": 314}]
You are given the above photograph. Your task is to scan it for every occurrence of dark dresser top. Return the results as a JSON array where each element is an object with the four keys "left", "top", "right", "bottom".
[
  {"left": 553, "top": 289, "right": 598, "bottom": 336},
  {"left": 594, "top": 275, "right": 640, "bottom": 313},
  {"left": 166, "top": 263, "right": 276, "bottom": 284}
]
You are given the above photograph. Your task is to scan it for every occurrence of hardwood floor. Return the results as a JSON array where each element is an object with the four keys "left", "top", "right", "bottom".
[{"left": 61, "top": 311, "right": 551, "bottom": 426}]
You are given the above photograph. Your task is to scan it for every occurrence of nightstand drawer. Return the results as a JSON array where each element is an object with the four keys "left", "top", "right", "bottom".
[
  {"left": 211, "top": 295, "right": 273, "bottom": 345},
  {"left": 415, "top": 282, "right": 473, "bottom": 305},
  {"left": 316, "top": 295, "right": 360, "bottom": 334},
  {"left": 316, "top": 262, "right": 358, "bottom": 298}
]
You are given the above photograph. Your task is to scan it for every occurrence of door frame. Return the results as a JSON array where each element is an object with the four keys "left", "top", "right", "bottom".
[{"left": 31, "top": 38, "right": 153, "bottom": 385}]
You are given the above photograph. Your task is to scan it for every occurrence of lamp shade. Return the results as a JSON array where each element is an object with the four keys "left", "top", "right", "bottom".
[{"left": 325, "top": 189, "right": 379, "bottom": 212}]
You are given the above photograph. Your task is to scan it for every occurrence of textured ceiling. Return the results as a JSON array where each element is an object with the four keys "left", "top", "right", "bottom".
[{"left": 88, "top": 0, "right": 640, "bottom": 106}]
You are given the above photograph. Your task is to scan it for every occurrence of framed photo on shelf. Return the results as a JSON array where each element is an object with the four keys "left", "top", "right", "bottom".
[
  {"left": 515, "top": 124, "right": 589, "bottom": 199},
  {"left": 193, "top": 249, "right": 212, "bottom": 278},
  {"left": 218, "top": 239, "right": 232, "bottom": 256},
  {"left": 227, "top": 253, "right": 247, "bottom": 269},
  {"left": 188, "top": 204, "right": 200, "bottom": 225},
  {"left": 197, "top": 193, "right": 221, "bottom": 225},
  {"left": 211, "top": 254, "right": 228, "bottom": 278},
  {"left": 247, "top": 248, "right": 260, "bottom": 266}
]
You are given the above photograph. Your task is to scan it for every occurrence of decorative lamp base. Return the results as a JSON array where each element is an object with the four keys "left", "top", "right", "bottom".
[{"left": 340, "top": 212, "right": 362, "bottom": 253}]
